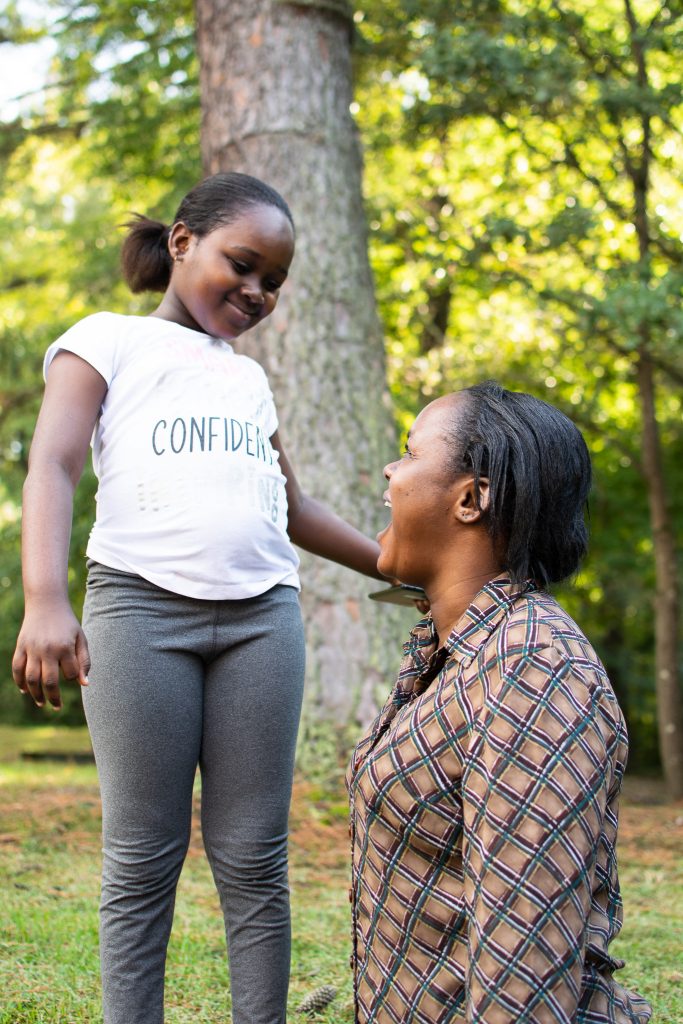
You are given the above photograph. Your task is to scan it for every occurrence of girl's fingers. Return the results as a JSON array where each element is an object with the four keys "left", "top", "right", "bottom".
[
  {"left": 11, "top": 647, "right": 28, "bottom": 694},
  {"left": 41, "top": 661, "right": 62, "bottom": 710},
  {"left": 23, "top": 653, "right": 46, "bottom": 707},
  {"left": 74, "top": 630, "right": 91, "bottom": 686},
  {"left": 60, "top": 646, "right": 81, "bottom": 683},
  {"left": 14, "top": 633, "right": 86, "bottom": 708}
]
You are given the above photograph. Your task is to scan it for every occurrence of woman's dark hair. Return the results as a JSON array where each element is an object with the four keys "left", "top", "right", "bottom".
[
  {"left": 121, "top": 172, "right": 294, "bottom": 293},
  {"left": 453, "top": 381, "right": 592, "bottom": 587}
]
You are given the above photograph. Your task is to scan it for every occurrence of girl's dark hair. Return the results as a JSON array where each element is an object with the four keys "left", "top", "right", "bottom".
[
  {"left": 121, "top": 172, "right": 295, "bottom": 293},
  {"left": 453, "top": 381, "right": 592, "bottom": 587}
]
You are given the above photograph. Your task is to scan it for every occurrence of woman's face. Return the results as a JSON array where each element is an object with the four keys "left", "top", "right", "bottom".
[{"left": 377, "top": 395, "right": 464, "bottom": 586}]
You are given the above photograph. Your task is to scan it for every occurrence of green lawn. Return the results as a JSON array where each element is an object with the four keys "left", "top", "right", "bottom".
[{"left": 0, "top": 728, "right": 681, "bottom": 1022}]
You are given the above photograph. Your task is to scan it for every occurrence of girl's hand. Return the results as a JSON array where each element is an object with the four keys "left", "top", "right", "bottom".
[
  {"left": 386, "top": 577, "right": 430, "bottom": 615},
  {"left": 13, "top": 351, "right": 105, "bottom": 711},
  {"left": 12, "top": 601, "right": 90, "bottom": 710}
]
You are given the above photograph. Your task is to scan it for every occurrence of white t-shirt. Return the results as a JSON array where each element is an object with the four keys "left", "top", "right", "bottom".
[{"left": 44, "top": 312, "right": 300, "bottom": 599}]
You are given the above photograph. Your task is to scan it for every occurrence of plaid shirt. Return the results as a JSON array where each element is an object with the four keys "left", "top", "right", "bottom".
[{"left": 347, "top": 579, "right": 651, "bottom": 1023}]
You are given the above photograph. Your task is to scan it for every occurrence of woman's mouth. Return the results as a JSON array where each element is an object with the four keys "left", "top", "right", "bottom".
[{"left": 377, "top": 492, "right": 392, "bottom": 543}]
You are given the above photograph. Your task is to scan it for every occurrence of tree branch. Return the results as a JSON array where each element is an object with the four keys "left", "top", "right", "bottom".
[
  {"left": 550, "top": 0, "right": 627, "bottom": 78},
  {"left": 561, "top": 139, "right": 631, "bottom": 221}
]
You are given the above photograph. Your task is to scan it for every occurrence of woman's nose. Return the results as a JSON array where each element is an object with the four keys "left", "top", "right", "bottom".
[{"left": 384, "top": 460, "right": 398, "bottom": 480}]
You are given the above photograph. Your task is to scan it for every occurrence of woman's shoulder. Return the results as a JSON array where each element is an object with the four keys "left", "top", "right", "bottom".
[{"left": 495, "top": 588, "right": 609, "bottom": 688}]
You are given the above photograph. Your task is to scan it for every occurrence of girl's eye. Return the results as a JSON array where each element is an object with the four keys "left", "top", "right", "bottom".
[
  {"left": 264, "top": 279, "right": 282, "bottom": 293},
  {"left": 229, "top": 258, "right": 250, "bottom": 274},
  {"left": 403, "top": 443, "right": 413, "bottom": 458}
]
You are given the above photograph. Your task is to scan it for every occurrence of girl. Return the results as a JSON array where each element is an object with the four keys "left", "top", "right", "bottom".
[{"left": 12, "top": 172, "right": 385, "bottom": 1024}]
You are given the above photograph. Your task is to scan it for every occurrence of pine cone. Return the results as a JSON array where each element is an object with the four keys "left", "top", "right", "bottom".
[{"left": 295, "top": 984, "right": 338, "bottom": 1015}]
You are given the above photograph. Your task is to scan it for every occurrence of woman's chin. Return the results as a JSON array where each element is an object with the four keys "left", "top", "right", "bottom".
[{"left": 376, "top": 549, "right": 394, "bottom": 581}]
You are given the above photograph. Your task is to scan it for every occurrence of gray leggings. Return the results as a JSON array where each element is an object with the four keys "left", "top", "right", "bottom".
[{"left": 82, "top": 562, "right": 306, "bottom": 1024}]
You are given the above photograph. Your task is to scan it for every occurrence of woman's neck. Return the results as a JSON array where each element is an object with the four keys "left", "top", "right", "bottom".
[{"left": 427, "top": 565, "right": 503, "bottom": 644}]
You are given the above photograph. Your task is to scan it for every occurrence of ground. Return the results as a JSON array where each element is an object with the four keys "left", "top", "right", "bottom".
[{"left": 0, "top": 727, "right": 681, "bottom": 1023}]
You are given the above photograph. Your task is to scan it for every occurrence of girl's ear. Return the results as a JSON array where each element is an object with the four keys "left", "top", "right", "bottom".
[
  {"left": 168, "top": 221, "right": 193, "bottom": 260},
  {"left": 454, "top": 476, "right": 490, "bottom": 524}
]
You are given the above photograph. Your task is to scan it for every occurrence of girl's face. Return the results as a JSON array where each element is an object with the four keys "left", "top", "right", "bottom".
[{"left": 166, "top": 203, "right": 295, "bottom": 340}]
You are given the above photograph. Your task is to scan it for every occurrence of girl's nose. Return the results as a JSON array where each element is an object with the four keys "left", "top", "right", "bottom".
[
  {"left": 384, "top": 459, "right": 398, "bottom": 480},
  {"left": 241, "top": 278, "right": 264, "bottom": 304}
]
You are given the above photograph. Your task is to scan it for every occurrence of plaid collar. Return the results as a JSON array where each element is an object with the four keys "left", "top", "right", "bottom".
[{"left": 394, "top": 577, "right": 537, "bottom": 706}]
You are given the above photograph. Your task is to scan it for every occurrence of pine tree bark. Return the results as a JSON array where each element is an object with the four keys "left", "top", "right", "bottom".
[{"left": 194, "top": 0, "right": 405, "bottom": 744}]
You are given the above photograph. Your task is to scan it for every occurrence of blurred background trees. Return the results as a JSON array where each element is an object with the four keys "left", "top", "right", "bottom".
[
  {"left": 1, "top": 0, "right": 681, "bottom": 792},
  {"left": 353, "top": 0, "right": 683, "bottom": 794}
]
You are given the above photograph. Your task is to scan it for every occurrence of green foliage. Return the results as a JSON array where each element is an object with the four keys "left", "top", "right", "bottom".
[
  {"left": 1, "top": 1, "right": 681, "bottom": 768},
  {"left": 49, "top": 0, "right": 199, "bottom": 185},
  {"left": 352, "top": 0, "right": 683, "bottom": 768},
  {"left": 0, "top": 1, "right": 202, "bottom": 727}
]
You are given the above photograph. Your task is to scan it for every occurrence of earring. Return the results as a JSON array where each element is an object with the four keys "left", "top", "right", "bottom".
[{"left": 173, "top": 254, "right": 184, "bottom": 263}]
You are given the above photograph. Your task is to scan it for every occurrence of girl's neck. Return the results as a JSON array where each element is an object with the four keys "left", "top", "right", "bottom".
[{"left": 151, "top": 296, "right": 204, "bottom": 335}]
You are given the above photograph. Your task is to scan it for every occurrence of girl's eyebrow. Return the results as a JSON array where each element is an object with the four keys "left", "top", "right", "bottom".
[{"left": 232, "top": 245, "right": 289, "bottom": 277}]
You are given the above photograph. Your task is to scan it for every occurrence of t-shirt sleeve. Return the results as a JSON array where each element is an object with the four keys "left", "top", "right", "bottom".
[{"left": 43, "top": 312, "right": 121, "bottom": 385}]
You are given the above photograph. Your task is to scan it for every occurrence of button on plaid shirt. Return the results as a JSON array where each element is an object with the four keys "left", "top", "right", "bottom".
[{"left": 347, "top": 579, "right": 651, "bottom": 1023}]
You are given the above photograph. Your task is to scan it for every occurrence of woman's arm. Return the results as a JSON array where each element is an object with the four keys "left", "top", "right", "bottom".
[
  {"left": 461, "top": 639, "right": 611, "bottom": 1022},
  {"left": 12, "top": 352, "right": 108, "bottom": 709},
  {"left": 271, "top": 431, "right": 386, "bottom": 581}
]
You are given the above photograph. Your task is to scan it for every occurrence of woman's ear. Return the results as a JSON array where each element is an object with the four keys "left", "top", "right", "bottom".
[{"left": 454, "top": 476, "right": 490, "bottom": 524}]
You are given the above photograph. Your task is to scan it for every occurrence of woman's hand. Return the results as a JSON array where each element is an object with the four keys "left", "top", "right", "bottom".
[{"left": 12, "top": 600, "right": 90, "bottom": 710}]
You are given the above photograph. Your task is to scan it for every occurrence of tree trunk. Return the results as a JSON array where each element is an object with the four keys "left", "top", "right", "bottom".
[
  {"left": 625, "top": 3, "right": 683, "bottom": 797},
  {"left": 635, "top": 353, "right": 683, "bottom": 799},
  {"left": 194, "top": 0, "right": 406, "bottom": 749}
]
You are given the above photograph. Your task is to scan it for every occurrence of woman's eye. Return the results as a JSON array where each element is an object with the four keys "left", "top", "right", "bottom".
[{"left": 402, "top": 443, "right": 413, "bottom": 458}]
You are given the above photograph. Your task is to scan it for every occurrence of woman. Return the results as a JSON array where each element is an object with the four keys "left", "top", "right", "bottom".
[{"left": 347, "top": 383, "right": 651, "bottom": 1023}]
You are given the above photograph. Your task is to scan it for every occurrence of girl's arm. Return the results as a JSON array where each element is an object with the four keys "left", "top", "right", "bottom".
[
  {"left": 272, "top": 432, "right": 386, "bottom": 581},
  {"left": 12, "top": 352, "right": 108, "bottom": 709}
]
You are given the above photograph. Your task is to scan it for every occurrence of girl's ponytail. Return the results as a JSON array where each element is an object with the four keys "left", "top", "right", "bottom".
[{"left": 121, "top": 215, "right": 172, "bottom": 293}]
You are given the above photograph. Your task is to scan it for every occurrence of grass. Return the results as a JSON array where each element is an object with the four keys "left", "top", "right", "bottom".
[
  {"left": 0, "top": 729, "right": 681, "bottom": 1022},
  {"left": 0, "top": 724, "right": 93, "bottom": 763}
]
